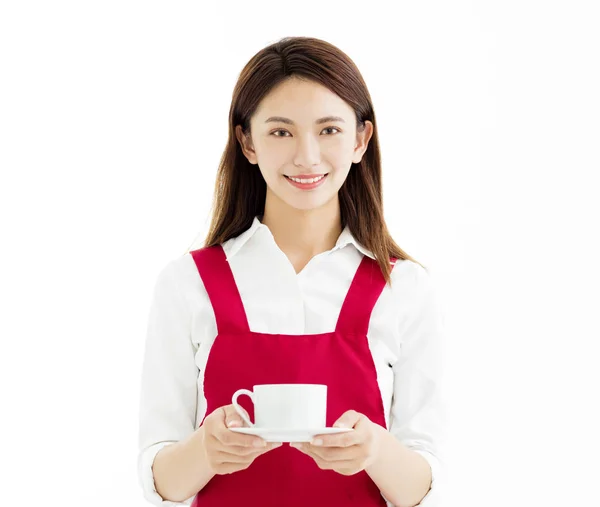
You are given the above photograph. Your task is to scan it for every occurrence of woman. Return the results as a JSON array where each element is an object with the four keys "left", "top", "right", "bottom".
[{"left": 138, "top": 36, "right": 445, "bottom": 507}]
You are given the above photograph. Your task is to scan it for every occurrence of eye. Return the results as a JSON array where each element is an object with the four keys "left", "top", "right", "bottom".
[
  {"left": 271, "top": 129, "right": 291, "bottom": 137},
  {"left": 270, "top": 127, "right": 341, "bottom": 137},
  {"left": 322, "top": 127, "right": 341, "bottom": 135}
]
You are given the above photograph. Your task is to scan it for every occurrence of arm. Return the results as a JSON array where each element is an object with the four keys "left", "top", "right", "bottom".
[
  {"left": 367, "top": 263, "right": 446, "bottom": 507},
  {"left": 151, "top": 426, "right": 215, "bottom": 502},
  {"left": 366, "top": 427, "right": 435, "bottom": 507},
  {"left": 138, "top": 257, "right": 212, "bottom": 505}
]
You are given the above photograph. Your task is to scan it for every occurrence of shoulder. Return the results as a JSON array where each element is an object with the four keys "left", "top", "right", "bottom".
[
  {"left": 389, "top": 258, "right": 433, "bottom": 290},
  {"left": 154, "top": 253, "right": 193, "bottom": 286},
  {"left": 388, "top": 259, "right": 441, "bottom": 316},
  {"left": 152, "top": 252, "right": 211, "bottom": 306}
]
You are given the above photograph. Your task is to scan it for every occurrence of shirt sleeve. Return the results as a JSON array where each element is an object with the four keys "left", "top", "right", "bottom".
[
  {"left": 137, "top": 257, "right": 199, "bottom": 506},
  {"left": 388, "top": 262, "right": 447, "bottom": 506}
]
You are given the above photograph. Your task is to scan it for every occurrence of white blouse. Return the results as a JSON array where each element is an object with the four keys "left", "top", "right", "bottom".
[{"left": 138, "top": 216, "right": 446, "bottom": 506}]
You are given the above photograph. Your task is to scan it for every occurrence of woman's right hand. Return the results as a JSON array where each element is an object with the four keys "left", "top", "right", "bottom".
[{"left": 200, "top": 404, "right": 282, "bottom": 475}]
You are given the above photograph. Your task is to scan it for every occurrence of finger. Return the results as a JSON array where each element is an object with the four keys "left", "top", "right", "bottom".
[
  {"left": 223, "top": 440, "right": 283, "bottom": 456},
  {"left": 292, "top": 442, "right": 359, "bottom": 461},
  {"left": 213, "top": 407, "right": 265, "bottom": 448},
  {"left": 213, "top": 449, "right": 257, "bottom": 464},
  {"left": 214, "top": 442, "right": 274, "bottom": 456},
  {"left": 291, "top": 444, "right": 357, "bottom": 470},
  {"left": 213, "top": 426, "right": 268, "bottom": 449},
  {"left": 223, "top": 405, "right": 251, "bottom": 429},
  {"left": 332, "top": 410, "right": 362, "bottom": 430},
  {"left": 215, "top": 443, "right": 282, "bottom": 463},
  {"left": 311, "top": 430, "right": 360, "bottom": 448},
  {"left": 314, "top": 445, "right": 360, "bottom": 462}
]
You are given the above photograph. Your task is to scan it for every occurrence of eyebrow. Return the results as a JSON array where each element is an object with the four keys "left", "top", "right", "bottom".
[{"left": 264, "top": 115, "right": 346, "bottom": 125}]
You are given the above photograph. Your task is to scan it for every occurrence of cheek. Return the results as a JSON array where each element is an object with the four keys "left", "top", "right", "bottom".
[
  {"left": 258, "top": 139, "right": 288, "bottom": 162},
  {"left": 328, "top": 166, "right": 352, "bottom": 188},
  {"left": 256, "top": 152, "right": 288, "bottom": 178},
  {"left": 324, "top": 144, "right": 355, "bottom": 175}
]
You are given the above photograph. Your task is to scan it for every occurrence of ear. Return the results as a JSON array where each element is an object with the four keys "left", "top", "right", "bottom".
[
  {"left": 352, "top": 120, "right": 373, "bottom": 164},
  {"left": 235, "top": 124, "right": 258, "bottom": 165}
]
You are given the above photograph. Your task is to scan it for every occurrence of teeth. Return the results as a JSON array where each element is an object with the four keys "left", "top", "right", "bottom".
[{"left": 289, "top": 175, "right": 325, "bottom": 184}]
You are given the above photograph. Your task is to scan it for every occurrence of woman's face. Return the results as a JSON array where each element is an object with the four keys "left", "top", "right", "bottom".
[{"left": 236, "top": 77, "right": 373, "bottom": 211}]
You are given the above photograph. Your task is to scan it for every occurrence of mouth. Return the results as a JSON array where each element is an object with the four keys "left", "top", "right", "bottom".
[
  {"left": 283, "top": 173, "right": 329, "bottom": 190},
  {"left": 283, "top": 173, "right": 328, "bottom": 180}
]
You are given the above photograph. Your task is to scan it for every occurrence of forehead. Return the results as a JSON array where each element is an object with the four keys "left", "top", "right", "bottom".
[{"left": 253, "top": 77, "right": 353, "bottom": 121}]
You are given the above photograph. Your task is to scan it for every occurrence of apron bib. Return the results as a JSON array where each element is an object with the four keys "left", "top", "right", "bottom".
[{"left": 189, "top": 245, "right": 395, "bottom": 507}]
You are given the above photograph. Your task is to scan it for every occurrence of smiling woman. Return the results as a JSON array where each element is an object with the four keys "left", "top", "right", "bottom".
[
  {"left": 203, "top": 36, "right": 423, "bottom": 285},
  {"left": 138, "top": 35, "right": 444, "bottom": 507},
  {"left": 235, "top": 76, "right": 364, "bottom": 212}
]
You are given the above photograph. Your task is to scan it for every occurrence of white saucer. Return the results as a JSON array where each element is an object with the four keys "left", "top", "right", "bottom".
[{"left": 229, "top": 427, "right": 353, "bottom": 443}]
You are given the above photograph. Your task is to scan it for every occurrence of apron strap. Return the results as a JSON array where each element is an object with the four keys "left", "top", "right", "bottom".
[
  {"left": 190, "top": 244, "right": 251, "bottom": 334},
  {"left": 335, "top": 255, "right": 397, "bottom": 336}
]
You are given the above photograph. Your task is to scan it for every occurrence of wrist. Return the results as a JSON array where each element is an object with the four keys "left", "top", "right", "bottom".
[
  {"left": 193, "top": 425, "right": 216, "bottom": 477},
  {"left": 366, "top": 423, "right": 390, "bottom": 474}
]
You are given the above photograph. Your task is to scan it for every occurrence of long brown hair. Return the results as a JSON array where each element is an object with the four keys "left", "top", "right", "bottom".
[{"left": 195, "top": 36, "right": 425, "bottom": 285}]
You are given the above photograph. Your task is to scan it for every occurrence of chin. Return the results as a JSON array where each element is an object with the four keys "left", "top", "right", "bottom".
[
  {"left": 265, "top": 178, "right": 339, "bottom": 212},
  {"left": 285, "top": 193, "right": 339, "bottom": 212}
]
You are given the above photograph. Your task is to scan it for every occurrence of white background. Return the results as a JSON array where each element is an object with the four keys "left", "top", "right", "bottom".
[{"left": 1, "top": 1, "right": 599, "bottom": 505}]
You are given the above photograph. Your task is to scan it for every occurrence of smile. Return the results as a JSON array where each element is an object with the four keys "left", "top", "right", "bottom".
[{"left": 283, "top": 173, "right": 329, "bottom": 190}]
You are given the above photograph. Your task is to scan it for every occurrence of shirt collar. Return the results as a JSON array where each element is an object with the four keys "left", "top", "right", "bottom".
[{"left": 223, "top": 215, "right": 376, "bottom": 260}]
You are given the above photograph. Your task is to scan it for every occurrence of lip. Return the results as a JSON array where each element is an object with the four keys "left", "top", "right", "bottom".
[
  {"left": 284, "top": 173, "right": 329, "bottom": 190},
  {"left": 284, "top": 173, "right": 328, "bottom": 179}
]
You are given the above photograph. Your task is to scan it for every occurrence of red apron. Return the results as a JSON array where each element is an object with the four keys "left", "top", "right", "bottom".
[{"left": 189, "top": 244, "right": 395, "bottom": 507}]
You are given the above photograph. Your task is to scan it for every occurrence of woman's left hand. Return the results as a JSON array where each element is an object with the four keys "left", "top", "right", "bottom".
[{"left": 289, "top": 410, "right": 384, "bottom": 475}]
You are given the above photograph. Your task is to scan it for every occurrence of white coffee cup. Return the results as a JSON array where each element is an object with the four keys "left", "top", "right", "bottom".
[{"left": 231, "top": 384, "right": 327, "bottom": 429}]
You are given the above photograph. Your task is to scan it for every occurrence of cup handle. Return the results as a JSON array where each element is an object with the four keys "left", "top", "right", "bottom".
[{"left": 231, "top": 389, "right": 255, "bottom": 427}]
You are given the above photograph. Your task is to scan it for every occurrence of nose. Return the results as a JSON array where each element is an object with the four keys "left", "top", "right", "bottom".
[{"left": 292, "top": 134, "right": 321, "bottom": 169}]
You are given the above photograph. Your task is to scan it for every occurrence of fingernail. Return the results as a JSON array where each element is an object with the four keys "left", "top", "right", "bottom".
[
  {"left": 312, "top": 438, "right": 323, "bottom": 446},
  {"left": 227, "top": 420, "right": 240, "bottom": 427}
]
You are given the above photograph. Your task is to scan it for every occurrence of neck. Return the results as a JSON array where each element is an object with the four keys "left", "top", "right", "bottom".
[{"left": 260, "top": 190, "right": 343, "bottom": 258}]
